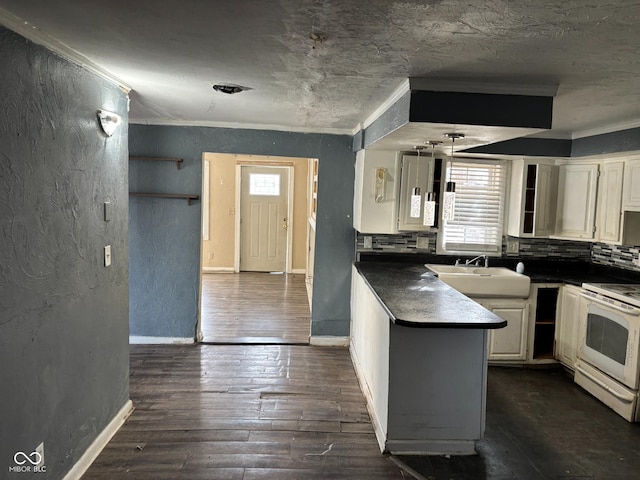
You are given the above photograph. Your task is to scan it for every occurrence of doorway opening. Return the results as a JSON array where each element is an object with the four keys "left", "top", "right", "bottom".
[{"left": 198, "top": 153, "right": 317, "bottom": 344}]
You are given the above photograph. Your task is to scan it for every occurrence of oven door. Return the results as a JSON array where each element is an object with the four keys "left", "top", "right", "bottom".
[{"left": 578, "top": 293, "right": 640, "bottom": 390}]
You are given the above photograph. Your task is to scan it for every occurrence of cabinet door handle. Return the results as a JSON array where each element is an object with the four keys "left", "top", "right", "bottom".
[{"left": 575, "top": 363, "right": 635, "bottom": 402}]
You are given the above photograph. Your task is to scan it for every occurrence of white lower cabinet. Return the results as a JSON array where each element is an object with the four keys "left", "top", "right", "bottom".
[
  {"left": 476, "top": 299, "right": 529, "bottom": 361},
  {"left": 555, "top": 284, "right": 584, "bottom": 370}
]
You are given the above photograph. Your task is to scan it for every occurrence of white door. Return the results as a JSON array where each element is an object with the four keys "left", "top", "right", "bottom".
[{"left": 240, "top": 166, "right": 289, "bottom": 272}]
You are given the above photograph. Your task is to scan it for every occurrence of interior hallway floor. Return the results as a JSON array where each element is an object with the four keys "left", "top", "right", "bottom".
[{"left": 200, "top": 272, "right": 310, "bottom": 344}]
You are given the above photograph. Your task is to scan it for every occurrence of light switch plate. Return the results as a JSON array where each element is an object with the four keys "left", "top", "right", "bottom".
[
  {"left": 363, "top": 236, "right": 373, "bottom": 249},
  {"left": 104, "top": 245, "right": 112, "bottom": 267}
]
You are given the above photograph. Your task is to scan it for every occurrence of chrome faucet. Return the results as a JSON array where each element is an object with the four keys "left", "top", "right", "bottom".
[
  {"left": 455, "top": 255, "right": 489, "bottom": 267},
  {"left": 466, "top": 255, "right": 489, "bottom": 267}
]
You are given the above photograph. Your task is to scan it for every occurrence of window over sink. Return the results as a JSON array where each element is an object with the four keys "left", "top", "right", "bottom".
[{"left": 438, "top": 159, "right": 507, "bottom": 255}]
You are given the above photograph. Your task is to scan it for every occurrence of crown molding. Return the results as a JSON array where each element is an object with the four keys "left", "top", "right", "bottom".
[
  {"left": 130, "top": 117, "right": 353, "bottom": 136},
  {"left": 355, "top": 79, "right": 411, "bottom": 134},
  {"left": 572, "top": 118, "right": 640, "bottom": 140},
  {"left": 0, "top": 7, "right": 131, "bottom": 93}
]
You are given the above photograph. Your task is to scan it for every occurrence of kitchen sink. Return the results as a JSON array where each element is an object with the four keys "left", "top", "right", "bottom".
[{"left": 425, "top": 264, "right": 531, "bottom": 298}]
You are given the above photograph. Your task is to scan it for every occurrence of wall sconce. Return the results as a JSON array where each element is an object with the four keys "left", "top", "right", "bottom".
[{"left": 97, "top": 109, "right": 122, "bottom": 137}]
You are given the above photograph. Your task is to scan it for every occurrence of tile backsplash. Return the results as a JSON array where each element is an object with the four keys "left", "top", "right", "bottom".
[
  {"left": 356, "top": 232, "right": 437, "bottom": 255},
  {"left": 356, "top": 232, "right": 640, "bottom": 271},
  {"left": 503, "top": 236, "right": 591, "bottom": 260},
  {"left": 592, "top": 243, "right": 640, "bottom": 272}
]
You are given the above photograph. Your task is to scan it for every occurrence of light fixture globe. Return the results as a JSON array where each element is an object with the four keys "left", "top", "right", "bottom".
[{"left": 97, "top": 109, "right": 122, "bottom": 137}]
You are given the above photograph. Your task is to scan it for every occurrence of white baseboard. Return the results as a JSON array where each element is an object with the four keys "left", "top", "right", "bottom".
[
  {"left": 129, "top": 336, "right": 195, "bottom": 345},
  {"left": 290, "top": 268, "right": 306, "bottom": 274},
  {"left": 201, "top": 266, "right": 235, "bottom": 273},
  {"left": 309, "top": 336, "right": 350, "bottom": 347},
  {"left": 63, "top": 400, "right": 134, "bottom": 480}
]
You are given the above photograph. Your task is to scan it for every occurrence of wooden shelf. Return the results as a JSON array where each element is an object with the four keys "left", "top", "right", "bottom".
[
  {"left": 129, "top": 192, "right": 199, "bottom": 205},
  {"left": 129, "top": 156, "right": 183, "bottom": 170}
]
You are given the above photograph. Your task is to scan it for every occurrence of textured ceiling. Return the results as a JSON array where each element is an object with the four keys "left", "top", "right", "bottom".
[{"left": 1, "top": 0, "right": 640, "bottom": 143}]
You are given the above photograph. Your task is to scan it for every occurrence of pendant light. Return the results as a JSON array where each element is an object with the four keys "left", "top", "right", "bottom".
[
  {"left": 422, "top": 141, "right": 441, "bottom": 227},
  {"left": 409, "top": 146, "right": 425, "bottom": 218},
  {"left": 442, "top": 133, "right": 465, "bottom": 221}
]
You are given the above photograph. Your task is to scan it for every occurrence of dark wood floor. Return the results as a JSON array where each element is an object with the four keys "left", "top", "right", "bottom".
[
  {"left": 200, "top": 273, "right": 310, "bottom": 344},
  {"left": 84, "top": 271, "right": 640, "bottom": 479},
  {"left": 399, "top": 366, "right": 640, "bottom": 480},
  {"left": 82, "top": 345, "right": 405, "bottom": 479},
  {"left": 82, "top": 345, "right": 640, "bottom": 480}
]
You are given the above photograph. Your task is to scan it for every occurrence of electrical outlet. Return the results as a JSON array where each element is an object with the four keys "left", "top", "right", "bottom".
[
  {"left": 635, "top": 253, "right": 640, "bottom": 267},
  {"left": 104, "top": 245, "right": 112, "bottom": 267},
  {"left": 416, "top": 236, "right": 429, "bottom": 250},
  {"left": 363, "top": 236, "right": 373, "bottom": 249},
  {"left": 507, "top": 239, "right": 520, "bottom": 254}
]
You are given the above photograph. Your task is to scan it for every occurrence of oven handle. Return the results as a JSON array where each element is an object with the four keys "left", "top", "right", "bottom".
[
  {"left": 579, "top": 293, "right": 640, "bottom": 316},
  {"left": 575, "top": 364, "right": 635, "bottom": 403}
]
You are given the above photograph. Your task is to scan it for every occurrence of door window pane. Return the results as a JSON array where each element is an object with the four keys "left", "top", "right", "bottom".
[{"left": 249, "top": 173, "right": 280, "bottom": 196}]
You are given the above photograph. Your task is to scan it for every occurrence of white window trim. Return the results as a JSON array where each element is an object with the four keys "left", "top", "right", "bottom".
[{"left": 436, "top": 158, "right": 507, "bottom": 256}]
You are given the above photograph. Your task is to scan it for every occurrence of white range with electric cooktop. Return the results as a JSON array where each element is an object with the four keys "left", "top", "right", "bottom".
[{"left": 575, "top": 283, "right": 640, "bottom": 422}]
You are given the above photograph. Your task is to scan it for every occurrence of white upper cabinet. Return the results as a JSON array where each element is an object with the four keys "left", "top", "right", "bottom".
[
  {"left": 596, "top": 161, "right": 624, "bottom": 243},
  {"left": 353, "top": 150, "right": 401, "bottom": 234},
  {"left": 553, "top": 163, "right": 599, "bottom": 240},
  {"left": 623, "top": 158, "right": 640, "bottom": 210},
  {"left": 507, "top": 160, "right": 557, "bottom": 238},
  {"left": 353, "top": 149, "right": 441, "bottom": 234},
  {"left": 553, "top": 160, "right": 628, "bottom": 244}
]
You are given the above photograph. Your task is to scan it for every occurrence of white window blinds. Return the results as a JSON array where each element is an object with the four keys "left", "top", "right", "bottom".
[{"left": 440, "top": 159, "right": 506, "bottom": 254}]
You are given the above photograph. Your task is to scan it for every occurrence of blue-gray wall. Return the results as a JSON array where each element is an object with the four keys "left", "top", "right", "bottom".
[
  {"left": 129, "top": 125, "right": 355, "bottom": 338},
  {"left": 0, "top": 27, "right": 130, "bottom": 479}
]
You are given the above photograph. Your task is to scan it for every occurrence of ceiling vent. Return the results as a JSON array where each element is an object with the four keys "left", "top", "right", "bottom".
[{"left": 213, "top": 84, "right": 247, "bottom": 94}]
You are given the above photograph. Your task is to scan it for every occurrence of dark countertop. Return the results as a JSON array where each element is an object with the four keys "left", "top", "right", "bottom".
[
  {"left": 358, "top": 253, "right": 640, "bottom": 286},
  {"left": 354, "top": 262, "right": 507, "bottom": 329}
]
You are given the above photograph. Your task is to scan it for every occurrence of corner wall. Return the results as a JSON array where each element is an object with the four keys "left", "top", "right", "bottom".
[
  {"left": 0, "top": 27, "right": 130, "bottom": 479},
  {"left": 129, "top": 125, "right": 354, "bottom": 338}
]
